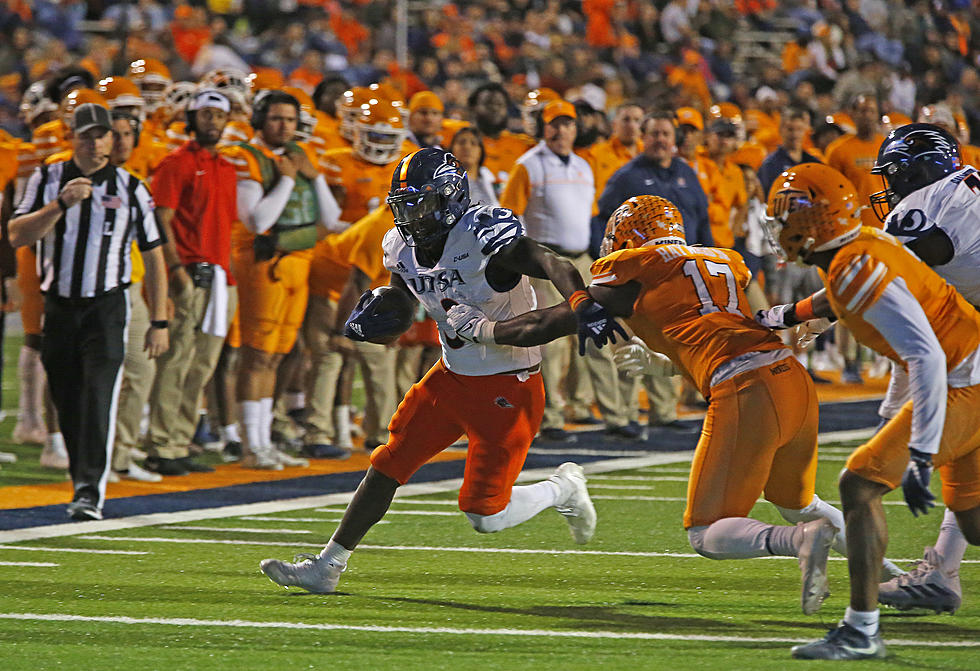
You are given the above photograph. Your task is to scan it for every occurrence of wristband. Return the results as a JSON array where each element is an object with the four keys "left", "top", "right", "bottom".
[
  {"left": 150, "top": 320, "right": 169, "bottom": 329},
  {"left": 568, "top": 290, "right": 591, "bottom": 311},
  {"left": 795, "top": 296, "right": 816, "bottom": 322},
  {"left": 56, "top": 196, "right": 69, "bottom": 212}
]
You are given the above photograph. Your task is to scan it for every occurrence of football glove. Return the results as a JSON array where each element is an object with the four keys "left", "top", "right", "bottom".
[
  {"left": 796, "top": 318, "right": 834, "bottom": 348},
  {"left": 613, "top": 337, "right": 677, "bottom": 377},
  {"left": 901, "top": 448, "right": 936, "bottom": 517},
  {"left": 755, "top": 303, "right": 798, "bottom": 330},
  {"left": 573, "top": 298, "right": 628, "bottom": 355},
  {"left": 343, "top": 289, "right": 407, "bottom": 342},
  {"left": 446, "top": 303, "right": 496, "bottom": 344}
]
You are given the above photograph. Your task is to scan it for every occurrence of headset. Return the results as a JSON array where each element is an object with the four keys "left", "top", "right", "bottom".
[
  {"left": 250, "top": 90, "right": 301, "bottom": 130},
  {"left": 110, "top": 110, "right": 141, "bottom": 145}
]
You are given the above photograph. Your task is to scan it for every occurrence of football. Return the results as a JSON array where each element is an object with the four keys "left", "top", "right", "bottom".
[{"left": 362, "top": 285, "right": 416, "bottom": 345}]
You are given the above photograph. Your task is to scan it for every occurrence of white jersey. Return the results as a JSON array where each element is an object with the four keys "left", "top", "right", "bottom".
[
  {"left": 885, "top": 166, "right": 980, "bottom": 304},
  {"left": 383, "top": 205, "right": 542, "bottom": 376}
]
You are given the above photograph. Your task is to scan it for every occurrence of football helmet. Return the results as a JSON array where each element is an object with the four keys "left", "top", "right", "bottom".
[
  {"left": 200, "top": 68, "right": 250, "bottom": 112},
  {"left": 62, "top": 89, "right": 110, "bottom": 127},
  {"left": 98, "top": 76, "right": 145, "bottom": 121},
  {"left": 282, "top": 86, "right": 318, "bottom": 142},
  {"left": 765, "top": 163, "right": 863, "bottom": 262},
  {"left": 161, "top": 81, "right": 197, "bottom": 122},
  {"left": 387, "top": 148, "right": 470, "bottom": 248},
  {"left": 881, "top": 112, "right": 912, "bottom": 134},
  {"left": 355, "top": 98, "right": 408, "bottom": 165},
  {"left": 246, "top": 69, "right": 285, "bottom": 95},
  {"left": 368, "top": 82, "right": 406, "bottom": 119},
  {"left": 20, "top": 81, "right": 58, "bottom": 126},
  {"left": 128, "top": 58, "right": 172, "bottom": 112},
  {"left": 338, "top": 87, "right": 375, "bottom": 142},
  {"left": 869, "top": 123, "right": 960, "bottom": 221},
  {"left": 601, "top": 195, "right": 686, "bottom": 257}
]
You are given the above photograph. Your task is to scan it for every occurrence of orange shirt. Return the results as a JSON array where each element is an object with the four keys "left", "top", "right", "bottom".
[
  {"left": 482, "top": 130, "right": 535, "bottom": 185},
  {"left": 32, "top": 119, "right": 69, "bottom": 163},
  {"left": 580, "top": 136, "right": 643, "bottom": 205},
  {"left": 126, "top": 134, "right": 170, "bottom": 180},
  {"left": 591, "top": 245, "right": 785, "bottom": 397},
  {"left": 961, "top": 144, "right": 980, "bottom": 170},
  {"left": 685, "top": 152, "right": 723, "bottom": 234},
  {"left": 0, "top": 142, "right": 17, "bottom": 193},
  {"left": 309, "top": 204, "right": 396, "bottom": 300},
  {"left": 704, "top": 155, "right": 747, "bottom": 249},
  {"left": 824, "top": 133, "right": 886, "bottom": 228}
]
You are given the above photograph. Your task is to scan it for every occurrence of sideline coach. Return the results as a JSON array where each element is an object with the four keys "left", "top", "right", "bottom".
[{"left": 9, "top": 102, "right": 169, "bottom": 521}]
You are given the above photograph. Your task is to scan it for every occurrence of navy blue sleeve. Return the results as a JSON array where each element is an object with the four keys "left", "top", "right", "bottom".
[
  {"left": 682, "top": 164, "right": 713, "bottom": 247},
  {"left": 596, "top": 164, "right": 630, "bottom": 225},
  {"left": 758, "top": 155, "right": 778, "bottom": 198}
]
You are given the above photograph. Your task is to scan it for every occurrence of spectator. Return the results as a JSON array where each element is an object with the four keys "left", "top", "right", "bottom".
[{"left": 449, "top": 126, "right": 498, "bottom": 208}]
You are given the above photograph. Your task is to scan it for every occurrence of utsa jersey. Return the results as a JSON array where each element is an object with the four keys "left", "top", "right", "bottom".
[
  {"left": 885, "top": 166, "right": 980, "bottom": 304},
  {"left": 382, "top": 205, "right": 540, "bottom": 376},
  {"left": 590, "top": 244, "right": 785, "bottom": 397}
]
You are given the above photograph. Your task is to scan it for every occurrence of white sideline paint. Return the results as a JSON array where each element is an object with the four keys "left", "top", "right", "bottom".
[
  {"left": 591, "top": 480, "right": 687, "bottom": 488},
  {"left": 157, "top": 525, "right": 315, "bottom": 535},
  {"left": 0, "top": 546, "right": 147, "bottom": 555},
  {"left": 591, "top": 473, "right": 687, "bottom": 479},
  {"left": 0, "top": 561, "right": 57, "bottom": 567},
  {"left": 0, "top": 612, "right": 975, "bottom": 648}
]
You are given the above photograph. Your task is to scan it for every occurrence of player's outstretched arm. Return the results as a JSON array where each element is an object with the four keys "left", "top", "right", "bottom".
[{"left": 755, "top": 288, "right": 836, "bottom": 329}]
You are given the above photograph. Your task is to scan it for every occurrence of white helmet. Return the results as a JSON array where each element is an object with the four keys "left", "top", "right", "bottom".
[
  {"left": 200, "top": 68, "right": 250, "bottom": 112},
  {"left": 20, "top": 81, "right": 58, "bottom": 125}
]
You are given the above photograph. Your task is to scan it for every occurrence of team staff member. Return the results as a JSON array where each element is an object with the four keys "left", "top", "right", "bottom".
[
  {"left": 9, "top": 103, "right": 169, "bottom": 521},
  {"left": 224, "top": 90, "right": 342, "bottom": 469},
  {"left": 143, "top": 89, "right": 239, "bottom": 476},
  {"left": 501, "top": 100, "right": 633, "bottom": 441}
]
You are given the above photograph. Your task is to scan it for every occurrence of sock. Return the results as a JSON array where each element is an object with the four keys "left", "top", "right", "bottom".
[
  {"left": 286, "top": 392, "right": 305, "bottom": 411},
  {"left": 45, "top": 432, "right": 66, "bottom": 456},
  {"left": 465, "top": 481, "right": 562, "bottom": 533},
  {"left": 934, "top": 508, "right": 968, "bottom": 570},
  {"left": 239, "top": 401, "right": 263, "bottom": 455},
  {"left": 259, "top": 397, "right": 274, "bottom": 449},
  {"left": 334, "top": 404, "right": 353, "bottom": 448},
  {"left": 843, "top": 607, "right": 879, "bottom": 637},
  {"left": 687, "top": 518, "right": 776, "bottom": 559},
  {"left": 18, "top": 347, "right": 43, "bottom": 427},
  {"left": 320, "top": 539, "right": 352, "bottom": 567},
  {"left": 220, "top": 423, "right": 241, "bottom": 444},
  {"left": 776, "top": 495, "right": 846, "bottom": 555}
]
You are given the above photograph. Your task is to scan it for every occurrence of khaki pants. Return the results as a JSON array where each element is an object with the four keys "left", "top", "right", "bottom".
[
  {"left": 145, "top": 282, "right": 238, "bottom": 459},
  {"left": 112, "top": 283, "right": 155, "bottom": 471},
  {"left": 395, "top": 344, "right": 440, "bottom": 400},
  {"left": 643, "top": 373, "right": 679, "bottom": 425},
  {"left": 533, "top": 253, "right": 627, "bottom": 431},
  {"left": 302, "top": 294, "right": 344, "bottom": 445},
  {"left": 354, "top": 340, "right": 397, "bottom": 446}
]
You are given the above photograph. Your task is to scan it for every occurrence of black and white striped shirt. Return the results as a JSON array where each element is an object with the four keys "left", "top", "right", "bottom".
[{"left": 14, "top": 159, "right": 163, "bottom": 299}]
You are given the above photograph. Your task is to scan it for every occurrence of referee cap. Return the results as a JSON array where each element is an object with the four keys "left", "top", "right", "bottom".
[
  {"left": 188, "top": 88, "right": 231, "bottom": 113},
  {"left": 73, "top": 103, "right": 113, "bottom": 134}
]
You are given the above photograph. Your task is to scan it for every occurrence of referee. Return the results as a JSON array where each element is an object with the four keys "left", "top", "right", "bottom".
[{"left": 9, "top": 102, "right": 169, "bottom": 521}]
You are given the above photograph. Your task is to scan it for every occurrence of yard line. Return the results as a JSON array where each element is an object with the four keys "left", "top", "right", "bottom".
[
  {"left": 0, "top": 612, "right": 974, "bottom": 648},
  {"left": 380, "top": 500, "right": 459, "bottom": 506},
  {"left": 592, "top": 495, "right": 686, "bottom": 501},
  {"left": 528, "top": 448, "right": 666, "bottom": 457},
  {"left": 594, "top": 471, "right": 690, "bottom": 478},
  {"left": 157, "top": 525, "right": 314, "bottom": 535},
  {"left": 0, "top": 546, "right": 147, "bottom": 555},
  {"left": 591, "top": 480, "right": 686, "bottom": 489},
  {"left": 311, "top": 509, "right": 457, "bottom": 516},
  {"left": 240, "top": 516, "right": 343, "bottom": 523},
  {"left": 0, "top": 561, "right": 57, "bottom": 567}
]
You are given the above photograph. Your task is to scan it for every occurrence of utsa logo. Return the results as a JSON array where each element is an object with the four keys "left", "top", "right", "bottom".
[{"left": 405, "top": 269, "right": 466, "bottom": 294}]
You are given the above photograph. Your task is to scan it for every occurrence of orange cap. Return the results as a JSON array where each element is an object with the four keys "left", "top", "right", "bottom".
[
  {"left": 408, "top": 91, "right": 444, "bottom": 113},
  {"left": 542, "top": 100, "right": 576, "bottom": 124},
  {"left": 675, "top": 107, "right": 703, "bottom": 131}
]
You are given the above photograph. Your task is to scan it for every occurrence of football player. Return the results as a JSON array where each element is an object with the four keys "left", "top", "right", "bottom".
[
  {"left": 447, "top": 194, "right": 863, "bottom": 615},
  {"left": 259, "top": 148, "right": 617, "bottom": 593},
  {"left": 758, "top": 163, "right": 980, "bottom": 660}
]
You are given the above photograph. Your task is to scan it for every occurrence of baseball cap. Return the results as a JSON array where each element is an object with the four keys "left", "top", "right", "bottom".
[
  {"left": 188, "top": 88, "right": 231, "bottom": 113},
  {"left": 409, "top": 90, "right": 444, "bottom": 113},
  {"left": 72, "top": 103, "right": 112, "bottom": 134},
  {"left": 542, "top": 100, "right": 576, "bottom": 124},
  {"left": 675, "top": 107, "right": 703, "bottom": 131},
  {"left": 707, "top": 118, "right": 737, "bottom": 136}
]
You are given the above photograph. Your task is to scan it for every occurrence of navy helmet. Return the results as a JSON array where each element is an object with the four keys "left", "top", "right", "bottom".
[
  {"left": 870, "top": 123, "right": 960, "bottom": 221},
  {"left": 387, "top": 148, "right": 470, "bottom": 248}
]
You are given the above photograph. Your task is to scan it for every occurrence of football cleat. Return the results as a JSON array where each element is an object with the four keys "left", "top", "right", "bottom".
[
  {"left": 260, "top": 553, "right": 344, "bottom": 594},
  {"left": 878, "top": 546, "right": 961, "bottom": 614},
  {"left": 240, "top": 449, "right": 283, "bottom": 471},
  {"left": 797, "top": 518, "right": 836, "bottom": 615},
  {"left": 550, "top": 462, "right": 597, "bottom": 544},
  {"left": 791, "top": 622, "right": 887, "bottom": 660},
  {"left": 273, "top": 447, "right": 309, "bottom": 468}
]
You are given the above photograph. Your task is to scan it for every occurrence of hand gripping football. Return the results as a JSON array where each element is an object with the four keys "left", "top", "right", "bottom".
[{"left": 344, "top": 286, "right": 415, "bottom": 345}]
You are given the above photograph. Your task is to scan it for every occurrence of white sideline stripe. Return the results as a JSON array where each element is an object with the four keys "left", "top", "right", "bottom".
[
  {"left": 0, "top": 561, "right": 57, "bottom": 567},
  {"left": 379, "top": 500, "right": 459, "bottom": 506},
  {"left": 592, "top": 495, "right": 686, "bottom": 502},
  {"left": 0, "top": 612, "right": 973, "bottom": 648},
  {"left": 0, "top": 452, "right": 696, "bottom": 544},
  {"left": 158, "top": 525, "right": 314, "bottom": 535},
  {"left": 0, "top": 546, "right": 147, "bottom": 555},
  {"left": 312, "top": 509, "right": 458, "bottom": 516},
  {"left": 528, "top": 448, "right": 665, "bottom": 457},
  {"left": 593, "top": 472, "right": 689, "bottom": 479},
  {"left": 592, "top": 480, "right": 686, "bottom": 488}
]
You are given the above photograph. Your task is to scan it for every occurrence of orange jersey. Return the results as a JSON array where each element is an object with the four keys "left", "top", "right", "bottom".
[
  {"left": 823, "top": 227, "right": 980, "bottom": 370},
  {"left": 482, "top": 130, "right": 535, "bottom": 184},
  {"left": 32, "top": 119, "right": 69, "bottom": 163},
  {"left": 143, "top": 117, "right": 168, "bottom": 144},
  {"left": 15, "top": 140, "right": 43, "bottom": 182},
  {"left": 0, "top": 142, "right": 17, "bottom": 192},
  {"left": 165, "top": 121, "right": 191, "bottom": 153},
  {"left": 580, "top": 136, "right": 643, "bottom": 205},
  {"left": 126, "top": 134, "right": 170, "bottom": 180},
  {"left": 709, "top": 157, "right": 747, "bottom": 249},
  {"left": 824, "top": 133, "right": 886, "bottom": 228},
  {"left": 320, "top": 147, "right": 398, "bottom": 225},
  {"left": 16, "top": 246, "right": 43, "bottom": 336},
  {"left": 310, "top": 204, "right": 395, "bottom": 300},
  {"left": 961, "top": 144, "right": 980, "bottom": 170},
  {"left": 220, "top": 119, "right": 254, "bottom": 148},
  {"left": 591, "top": 245, "right": 785, "bottom": 397}
]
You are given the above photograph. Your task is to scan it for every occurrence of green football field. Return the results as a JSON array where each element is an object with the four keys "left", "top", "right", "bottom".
[{"left": 0, "top": 440, "right": 977, "bottom": 670}]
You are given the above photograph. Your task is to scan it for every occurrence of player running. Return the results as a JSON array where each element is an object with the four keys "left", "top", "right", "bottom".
[{"left": 259, "top": 148, "right": 619, "bottom": 593}]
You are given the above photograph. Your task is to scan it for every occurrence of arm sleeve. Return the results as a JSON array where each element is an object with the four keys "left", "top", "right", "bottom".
[
  {"left": 862, "top": 277, "right": 947, "bottom": 454},
  {"left": 13, "top": 166, "right": 44, "bottom": 216},
  {"left": 498, "top": 163, "right": 530, "bottom": 216},
  {"left": 237, "top": 176, "right": 294, "bottom": 234},
  {"left": 877, "top": 361, "right": 910, "bottom": 420},
  {"left": 313, "top": 173, "right": 344, "bottom": 233},
  {"left": 133, "top": 181, "right": 164, "bottom": 251}
]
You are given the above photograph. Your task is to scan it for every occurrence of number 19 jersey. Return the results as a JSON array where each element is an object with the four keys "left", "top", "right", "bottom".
[
  {"left": 382, "top": 205, "right": 542, "bottom": 376},
  {"left": 591, "top": 245, "right": 785, "bottom": 397}
]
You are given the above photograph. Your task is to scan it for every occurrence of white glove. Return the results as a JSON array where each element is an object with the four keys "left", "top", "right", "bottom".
[
  {"left": 796, "top": 318, "right": 834, "bottom": 348},
  {"left": 446, "top": 303, "right": 496, "bottom": 344},
  {"left": 754, "top": 303, "right": 795, "bottom": 329},
  {"left": 613, "top": 337, "right": 677, "bottom": 377}
]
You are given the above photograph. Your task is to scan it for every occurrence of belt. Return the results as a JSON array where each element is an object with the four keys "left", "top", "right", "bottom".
[
  {"left": 541, "top": 243, "right": 587, "bottom": 259},
  {"left": 185, "top": 262, "right": 215, "bottom": 289}
]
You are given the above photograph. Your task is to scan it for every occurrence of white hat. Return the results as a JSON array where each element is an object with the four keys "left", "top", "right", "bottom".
[{"left": 188, "top": 88, "right": 230, "bottom": 113}]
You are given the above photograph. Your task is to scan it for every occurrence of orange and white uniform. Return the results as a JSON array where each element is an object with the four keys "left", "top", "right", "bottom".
[
  {"left": 219, "top": 118, "right": 254, "bottom": 148},
  {"left": 31, "top": 119, "right": 69, "bottom": 164},
  {"left": 825, "top": 133, "right": 886, "bottom": 228},
  {"left": 591, "top": 244, "right": 818, "bottom": 527},
  {"left": 824, "top": 228, "right": 980, "bottom": 511},
  {"left": 482, "top": 130, "right": 535, "bottom": 185},
  {"left": 165, "top": 120, "right": 191, "bottom": 153}
]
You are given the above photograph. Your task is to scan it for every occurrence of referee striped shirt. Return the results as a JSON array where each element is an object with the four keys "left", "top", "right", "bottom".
[{"left": 14, "top": 159, "right": 163, "bottom": 299}]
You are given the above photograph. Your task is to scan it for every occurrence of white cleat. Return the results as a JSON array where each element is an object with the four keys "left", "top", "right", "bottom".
[
  {"left": 798, "top": 518, "right": 836, "bottom": 615},
  {"left": 122, "top": 462, "right": 163, "bottom": 482},
  {"left": 260, "top": 554, "right": 344, "bottom": 594},
  {"left": 550, "top": 462, "right": 597, "bottom": 544},
  {"left": 273, "top": 448, "right": 309, "bottom": 468},
  {"left": 878, "top": 546, "right": 962, "bottom": 614},
  {"left": 241, "top": 449, "right": 284, "bottom": 471}
]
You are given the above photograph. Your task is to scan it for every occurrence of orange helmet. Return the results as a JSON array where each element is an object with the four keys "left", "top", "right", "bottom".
[
  {"left": 708, "top": 102, "right": 742, "bottom": 124},
  {"left": 354, "top": 98, "right": 407, "bottom": 165},
  {"left": 62, "top": 89, "right": 110, "bottom": 128},
  {"left": 880, "top": 111, "right": 912, "bottom": 134},
  {"left": 98, "top": 76, "right": 145, "bottom": 119},
  {"left": 601, "top": 196, "right": 686, "bottom": 257},
  {"left": 246, "top": 68, "right": 285, "bottom": 95},
  {"left": 282, "top": 86, "right": 317, "bottom": 142},
  {"left": 339, "top": 86, "right": 375, "bottom": 142},
  {"left": 824, "top": 112, "right": 855, "bottom": 134},
  {"left": 765, "top": 163, "right": 863, "bottom": 262},
  {"left": 521, "top": 87, "right": 560, "bottom": 135},
  {"left": 128, "top": 58, "right": 172, "bottom": 111}
]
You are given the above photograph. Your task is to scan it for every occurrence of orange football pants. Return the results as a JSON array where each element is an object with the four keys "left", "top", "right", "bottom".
[
  {"left": 371, "top": 360, "right": 545, "bottom": 516},
  {"left": 232, "top": 250, "right": 312, "bottom": 354},
  {"left": 685, "top": 356, "right": 819, "bottom": 528},
  {"left": 16, "top": 246, "right": 43, "bottom": 336}
]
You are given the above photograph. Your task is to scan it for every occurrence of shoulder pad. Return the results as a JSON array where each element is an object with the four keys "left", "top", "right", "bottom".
[{"left": 466, "top": 206, "right": 525, "bottom": 256}]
